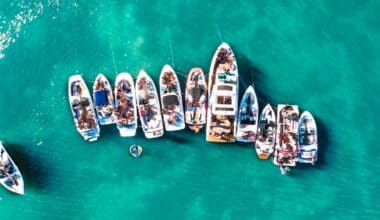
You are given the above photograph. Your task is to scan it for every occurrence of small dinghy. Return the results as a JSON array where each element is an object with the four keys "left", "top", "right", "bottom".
[
  {"left": 93, "top": 74, "right": 116, "bottom": 125},
  {"left": 159, "top": 65, "right": 185, "bottom": 131},
  {"left": 68, "top": 75, "right": 100, "bottom": 142},
  {"left": 273, "top": 104, "right": 299, "bottom": 172},
  {"left": 129, "top": 144, "right": 143, "bottom": 158},
  {"left": 298, "top": 111, "right": 318, "bottom": 165},
  {"left": 255, "top": 104, "right": 276, "bottom": 159},
  {"left": 0, "top": 142, "right": 24, "bottom": 195},
  {"left": 136, "top": 70, "right": 164, "bottom": 138},
  {"left": 185, "top": 68, "right": 207, "bottom": 133},
  {"left": 236, "top": 85, "right": 259, "bottom": 142},
  {"left": 114, "top": 73, "right": 138, "bottom": 137},
  {"left": 206, "top": 42, "right": 239, "bottom": 142}
]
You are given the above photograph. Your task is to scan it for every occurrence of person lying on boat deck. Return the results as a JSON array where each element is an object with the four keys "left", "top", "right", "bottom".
[
  {"left": 78, "top": 109, "right": 96, "bottom": 129},
  {"left": 168, "top": 113, "right": 178, "bottom": 125},
  {"left": 95, "top": 80, "right": 105, "bottom": 91},
  {"left": 72, "top": 83, "right": 82, "bottom": 96},
  {"left": 162, "top": 72, "right": 177, "bottom": 93},
  {"left": 216, "top": 48, "right": 232, "bottom": 64},
  {"left": 117, "top": 81, "right": 131, "bottom": 93},
  {"left": 138, "top": 77, "right": 147, "bottom": 90},
  {"left": 102, "top": 106, "right": 113, "bottom": 116},
  {"left": 241, "top": 130, "right": 255, "bottom": 139}
]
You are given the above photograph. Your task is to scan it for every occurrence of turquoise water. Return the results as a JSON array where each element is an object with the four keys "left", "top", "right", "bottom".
[{"left": 1, "top": 0, "right": 380, "bottom": 219}]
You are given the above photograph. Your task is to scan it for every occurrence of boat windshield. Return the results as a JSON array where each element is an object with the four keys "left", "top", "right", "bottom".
[{"left": 217, "top": 85, "right": 233, "bottom": 91}]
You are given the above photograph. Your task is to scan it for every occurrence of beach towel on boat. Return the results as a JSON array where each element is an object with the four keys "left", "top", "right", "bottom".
[{"left": 94, "top": 90, "right": 108, "bottom": 106}]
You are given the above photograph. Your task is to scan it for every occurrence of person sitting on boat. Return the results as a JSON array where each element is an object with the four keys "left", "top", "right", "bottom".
[
  {"left": 72, "top": 83, "right": 82, "bottom": 97},
  {"left": 95, "top": 80, "right": 105, "bottom": 91}
]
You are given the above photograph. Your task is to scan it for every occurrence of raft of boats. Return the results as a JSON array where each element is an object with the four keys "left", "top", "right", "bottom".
[
  {"left": 67, "top": 42, "right": 319, "bottom": 175},
  {"left": 0, "top": 42, "right": 319, "bottom": 195}
]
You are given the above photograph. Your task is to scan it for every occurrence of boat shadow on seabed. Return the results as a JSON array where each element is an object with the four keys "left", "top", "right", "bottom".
[
  {"left": 232, "top": 53, "right": 330, "bottom": 174},
  {"left": 4, "top": 143, "right": 51, "bottom": 193}
]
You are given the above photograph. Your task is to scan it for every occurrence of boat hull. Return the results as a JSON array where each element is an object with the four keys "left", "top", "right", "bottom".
[
  {"left": 206, "top": 43, "right": 239, "bottom": 143},
  {"left": 185, "top": 68, "right": 207, "bottom": 132},
  {"left": 68, "top": 75, "right": 100, "bottom": 142},
  {"left": 255, "top": 104, "right": 276, "bottom": 160},
  {"left": 136, "top": 70, "right": 164, "bottom": 138},
  {"left": 236, "top": 85, "right": 259, "bottom": 143},
  {"left": 297, "top": 111, "right": 318, "bottom": 164},
  {"left": 273, "top": 104, "right": 299, "bottom": 167},
  {"left": 114, "top": 73, "right": 138, "bottom": 137},
  {"left": 159, "top": 65, "right": 185, "bottom": 131},
  {"left": 0, "top": 142, "right": 24, "bottom": 195}
]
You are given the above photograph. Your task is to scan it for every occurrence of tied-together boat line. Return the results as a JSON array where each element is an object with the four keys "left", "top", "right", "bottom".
[{"left": 66, "top": 42, "right": 318, "bottom": 176}]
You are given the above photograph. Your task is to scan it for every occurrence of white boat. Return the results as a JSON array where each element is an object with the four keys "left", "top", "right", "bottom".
[
  {"left": 135, "top": 70, "right": 164, "bottom": 138},
  {"left": 93, "top": 74, "right": 116, "bottom": 125},
  {"left": 206, "top": 42, "right": 239, "bottom": 142},
  {"left": 236, "top": 85, "right": 259, "bottom": 142},
  {"left": 255, "top": 104, "right": 276, "bottom": 159},
  {"left": 0, "top": 142, "right": 24, "bottom": 195},
  {"left": 114, "top": 73, "right": 138, "bottom": 137},
  {"left": 297, "top": 111, "right": 318, "bottom": 165},
  {"left": 159, "top": 65, "right": 185, "bottom": 131},
  {"left": 185, "top": 68, "right": 207, "bottom": 133},
  {"left": 273, "top": 104, "right": 299, "bottom": 168},
  {"left": 68, "top": 75, "right": 100, "bottom": 142}
]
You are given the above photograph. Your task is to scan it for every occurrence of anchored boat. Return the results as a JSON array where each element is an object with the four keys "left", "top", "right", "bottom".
[
  {"left": 0, "top": 142, "right": 24, "bottom": 195},
  {"left": 255, "top": 104, "right": 276, "bottom": 159},
  {"left": 273, "top": 104, "right": 299, "bottom": 170},
  {"left": 114, "top": 73, "right": 138, "bottom": 137},
  {"left": 236, "top": 85, "right": 259, "bottom": 142},
  {"left": 185, "top": 68, "right": 207, "bottom": 133},
  {"left": 93, "top": 74, "right": 116, "bottom": 125},
  {"left": 68, "top": 75, "right": 100, "bottom": 142},
  {"left": 298, "top": 111, "right": 318, "bottom": 165},
  {"left": 206, "top": 42, "right": 239, "bottom": 142},
  {"left": 159, "top": 65, "right": 185, "bottom": 131},
  {"left": 136, "top": 70, "right": 164, "bottom": 138}
]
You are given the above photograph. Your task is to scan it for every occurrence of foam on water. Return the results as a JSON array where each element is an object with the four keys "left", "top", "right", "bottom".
[{"left": 0, "top": 1, "right": 43, "bottom": 59}]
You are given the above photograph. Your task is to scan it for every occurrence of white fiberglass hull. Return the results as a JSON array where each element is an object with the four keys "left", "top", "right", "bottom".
[
  {"left": 114, "top": 73, "right": 138, "bottom": 137},
  {"left": 159, "top": 65, "right": 185, "bottom": 131}
]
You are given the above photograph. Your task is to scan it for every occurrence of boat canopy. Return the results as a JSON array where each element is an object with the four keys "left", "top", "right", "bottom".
[
  {"left": 94, "top": 90, "right": 108, "bottom": 106},
  {"left": 163, "top": 94, "right": 179, "bottom": 106}
]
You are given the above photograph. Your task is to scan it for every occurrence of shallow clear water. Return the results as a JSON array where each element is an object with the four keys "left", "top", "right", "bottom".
[{"left": 0, "top": 0, "right": 379, "bottom": 219}]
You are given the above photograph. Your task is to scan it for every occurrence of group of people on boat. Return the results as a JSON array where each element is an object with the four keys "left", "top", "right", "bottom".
[
  {"left": 209, "top": 115, "right": 234, "bottom": 140},
  {"left": 0, "top": 149, "right": 13, "bottom": 178},
  {"left": 216, "top": 47, "right": 235, "bottom": 72},
  {"left": 276, "top": 107, "right": 299, "bottom": 165},
  {"left": 137, "top": 76, "right": 160, "bottom": 129},
  {"left": 72, "top": 83, "right": 97, "bottom": 130},
  {"left": 0, "top": 148, "right": 21, "bottom": 192},
  {"left": 115, "top": 81, "right": 135, "bottom": 126},
  {"left": 161, "top": 71, "right": 177, "bottom": 93}
]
